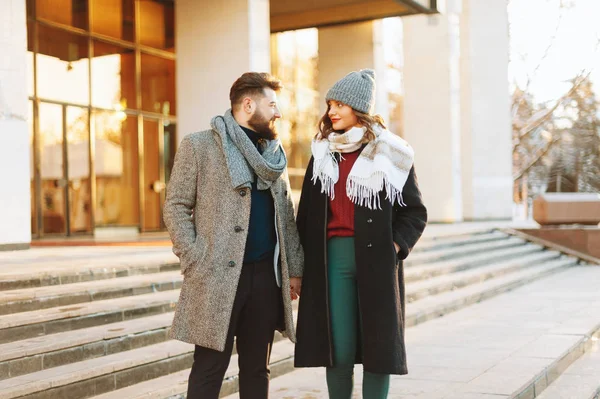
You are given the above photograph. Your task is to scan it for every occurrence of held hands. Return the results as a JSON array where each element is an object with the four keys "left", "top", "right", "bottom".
[{"left": 290, "top": 277, "right": 302, "bottom": 301}]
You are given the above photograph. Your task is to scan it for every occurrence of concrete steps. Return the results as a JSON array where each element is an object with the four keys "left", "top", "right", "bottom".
[
  {"left": 0, "top": 290, "right": 179, "bottom": 344},
  {"left": 0, "top": 340, "right": 193, "bottom": 399},
  {"left": 0, "top": 271, "right": 183, "bottom": 315},
  {"left": 405, "top": 249, "right": 562, "bottom": 303},
  {"left": 411, "top": 230, "right": 506, "bottom": 253},
  {"left": 0, "top": 248, "right": 179, "bottom": 292},
  {"left": 0, "top": 313, "right": 174, "bottom": 380},
  {"left": 404, "top": 235, "right": 526, "bottom": 267},
  {"left": 0, "top": 229, "right": 593, "bottom": 399},
  {"left": 536, "top": 337, "right": 600, "bottom": 399},
  {"left": 89, "top": 341, "right": 296, "bottom": 399},
  {"left": 404, "top": 243, "right": 549, "bottom": 283}
]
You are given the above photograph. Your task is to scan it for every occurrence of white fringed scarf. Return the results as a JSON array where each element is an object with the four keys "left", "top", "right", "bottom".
[{"left": 311, "top": 125, "right": 415, "bottom": 209}]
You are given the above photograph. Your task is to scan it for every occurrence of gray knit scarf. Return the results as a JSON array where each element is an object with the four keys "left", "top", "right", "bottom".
[{"left": 211, "top": 109, "right": 286, "bottom": 190}]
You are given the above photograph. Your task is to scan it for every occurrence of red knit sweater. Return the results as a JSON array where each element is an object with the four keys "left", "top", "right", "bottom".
[{"left": 327, "top": 149, "right": 361, "bottom": 239}]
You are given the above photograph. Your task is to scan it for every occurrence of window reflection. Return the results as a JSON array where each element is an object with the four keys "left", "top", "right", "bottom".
[
  {"left": 140, "top": 53, "right": 175, "bottom": 115},
  {"left": 271, "top": 29, "right": 319, "bottom": 190},
  {"left": 29, "top": 102, "right": 37, "bottom": 235},
  {"left": 143, "top": 119, "right": 162, "bottom": 230},
  {"left": 91, "top": 0, "right": 135, "bottom": 41},
  {"left": 36, "top": 0, "right": 88, "bottom": 30},
  {"left": 94, "top": 112, "right": 139, "bottom": 226},
  {"left": 92, "top": 41, "right": 136, "bottom": 110},
  {"left": 27, "top": 23, "right": 34, "bottom": 98},
  {"left": 139, "top": 0, "right": 174, "bottom": 51},
  {"left": 28, "top": 0, "right": 178, "bottom": 236},
  {"left": 66, "top": 107, "right": 91, "bottom": 233},
  {"left": 36, "top": 25, "right": 89, "bottom": 105},
  {"left": 39, "top": 102, "right": 66, "bottom": 234}
]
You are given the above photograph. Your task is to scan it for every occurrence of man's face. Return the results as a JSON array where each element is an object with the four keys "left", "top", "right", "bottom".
[{"left": 247, "top": 88, "right": 282, "bottom": 140}]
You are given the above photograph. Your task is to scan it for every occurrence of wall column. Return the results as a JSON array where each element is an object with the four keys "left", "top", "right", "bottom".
[
  {"left": 403, "top": 12, "right": 463, "bottom": 222},
  {"left": 460, "top": 0, "right": 513, "bottom": 220},
  {"left": 0, "top": 0, "right": 30, "bottom": 250},
  {"left": 176, "top": 0, "right": 271, "bottom": 142}
]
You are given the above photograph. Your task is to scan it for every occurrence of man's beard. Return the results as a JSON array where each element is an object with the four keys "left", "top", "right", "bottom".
[{"left": 248, "top": 110, "right": 278, "bottom": 140}]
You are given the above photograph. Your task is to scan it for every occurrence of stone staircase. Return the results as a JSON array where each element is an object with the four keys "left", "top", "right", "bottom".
[{"left": 0, "top": 229, "right": 597, "bottom": 399}]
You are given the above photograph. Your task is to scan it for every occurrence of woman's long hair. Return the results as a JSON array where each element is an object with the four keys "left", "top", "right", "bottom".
[{"left": 317, "top": 104, "right": 387, "bottom": 141}]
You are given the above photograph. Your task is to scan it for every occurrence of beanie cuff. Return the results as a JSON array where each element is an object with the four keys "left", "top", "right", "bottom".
[{"left": 325, "top": 89, "right": 372, "bottom": 114}]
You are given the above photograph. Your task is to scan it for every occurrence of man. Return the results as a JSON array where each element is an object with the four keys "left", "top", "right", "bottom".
[{"left": 163, "top": 72, "right": 304, "bottom": 398}]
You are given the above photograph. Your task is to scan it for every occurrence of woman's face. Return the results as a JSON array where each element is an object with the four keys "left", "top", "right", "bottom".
[{"left": 328, "top": 101, "right": 359, "bottom": 132}]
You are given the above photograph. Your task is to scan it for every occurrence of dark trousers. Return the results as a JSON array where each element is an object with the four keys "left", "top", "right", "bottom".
[{"left": 186, "top": 259, "right": 282, "bottom": 399}]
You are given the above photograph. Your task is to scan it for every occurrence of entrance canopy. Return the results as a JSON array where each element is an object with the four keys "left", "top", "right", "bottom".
[{"left": 270, "top": 0, "right": 439, "bottom": 32}]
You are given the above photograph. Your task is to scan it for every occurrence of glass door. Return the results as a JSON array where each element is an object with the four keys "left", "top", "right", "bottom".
[
  {"left": 141, "top": 117, "right": 165, "bottom": 231},
  {"left": 36, "top": 102, "right": 92, "bottom": 236},
  {"left": 66, "top": 106, "right": 92, "bottom": 234}
]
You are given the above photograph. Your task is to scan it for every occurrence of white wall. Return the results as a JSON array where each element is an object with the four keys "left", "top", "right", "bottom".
[
  {"left": 176, "top": 0, "right": 271, "bottom": 142},
  {"left": 460, "top": 0, "right": 513, "bottom": 220},
  {"left": 403, "top": 14, "right": 463, "bottom": 222},
  {"left": 0, "top": 0, "right": 31, "bottom": 248}
]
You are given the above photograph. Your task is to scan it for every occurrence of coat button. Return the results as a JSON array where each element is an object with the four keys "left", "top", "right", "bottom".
[
  {"left": 228, "top": 261, "right": 236, "bottom": 267},
  {"left": 367, "top": 243, "right": 373, "bottom": 248},
  {"left": 239, "top": 189, "right": 247, "bottom": 197},
  {"left": 234, "top": 226, "right": 243, "bottom": 233},
  {"left": 367, "top": 218, "right": 373, "bottom": 223}
]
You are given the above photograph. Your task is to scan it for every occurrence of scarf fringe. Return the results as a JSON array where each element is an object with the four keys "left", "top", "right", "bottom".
[
  {"left": 346, "top": 171, "right": 406, "bottom": 210},
  {"left": 312, "top": 152, "right": 339, "bottom": 199},
  {"left": 311, "top": 125, "right": 413, "bottom": 209}
]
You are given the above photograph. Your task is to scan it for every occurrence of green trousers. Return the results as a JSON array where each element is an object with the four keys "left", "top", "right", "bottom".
[{"left": 326, "top": 237, "right": 390, "bottom": 399}]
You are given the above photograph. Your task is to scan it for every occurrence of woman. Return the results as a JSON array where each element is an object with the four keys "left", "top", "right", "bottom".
[{"left": 294, "top": 69, "right": 427, "bottom": 398}]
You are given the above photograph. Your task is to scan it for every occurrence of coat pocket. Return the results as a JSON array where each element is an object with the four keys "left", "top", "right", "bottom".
[{"left": 180, "top": 236, "right": 207, "bottom": 276}]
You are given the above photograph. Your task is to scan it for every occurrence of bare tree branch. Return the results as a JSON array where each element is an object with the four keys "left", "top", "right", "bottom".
[
  {"left": 513, "top": 137, "right": 561, "bottom": 181},
  {"left": 512, "top": 71, "right": 591, "bottom": 154}
]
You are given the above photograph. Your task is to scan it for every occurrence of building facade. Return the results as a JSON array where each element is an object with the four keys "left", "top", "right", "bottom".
[{"left": 0, "top": 0, "right": 513, "bottom": 250}]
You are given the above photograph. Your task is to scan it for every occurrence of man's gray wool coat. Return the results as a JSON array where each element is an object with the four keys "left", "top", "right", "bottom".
[{"left": 163, "top": 130, "right": 304, "bottom": 352}]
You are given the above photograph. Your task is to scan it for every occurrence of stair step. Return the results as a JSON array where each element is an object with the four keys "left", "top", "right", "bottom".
[
  {"left": 405, "top": 235, "right": 526, "bottom": 267},
  {"left": 0, "top": 337, "right": 296, "bottom": 399},
  {"left": 404, "top": 242, "right": 546, "bottom": 283},
  {"left": 412, "top": 230, "right": 507, "bottom": 253},
  {"left": 90, "top": 369, "right": 189, "bottom": 399},
  {"left": 0, "top": 248, "right": 179, "bottom": 292},
  {"left": 405, "top": 256, "right": 579, "bottom": 327},
  {"left": 0, "top": 340, "right": 193, "bottom": 399},
  {"left": 0, "top": 290, "right": 179, "bottom": 345},
  {"left": 417, "top": 228, "right": 493, "bottom": 242},
  {"left": 0, "top": 271, "right": 183, "bottom": 315},
  {"left": 0, "top": 313, "right": 174, "bottom": 379},
  {"left": 536, "top": 338, "right": 600, "bottom": 399},
  {"left": 89, "top": 340, "right": 296, "bottom": 399},
  {"left": 406, "top": 249, "right": 562, "bottom": 302}
]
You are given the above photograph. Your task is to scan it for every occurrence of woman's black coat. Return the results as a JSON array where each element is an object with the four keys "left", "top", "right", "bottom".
[{"left": 294, "top": 157, "right": 427, "bottom": 375}]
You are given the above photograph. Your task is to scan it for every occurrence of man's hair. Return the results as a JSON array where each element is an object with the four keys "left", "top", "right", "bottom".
[{"left": 229, "top": 72, "right": 283, "bottom": 110}]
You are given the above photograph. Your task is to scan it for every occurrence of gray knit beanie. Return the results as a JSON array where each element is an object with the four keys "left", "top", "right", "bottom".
[{"left": 325, "top": 69, "right": 376, "bottom": 115}]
